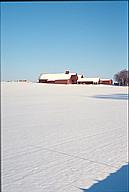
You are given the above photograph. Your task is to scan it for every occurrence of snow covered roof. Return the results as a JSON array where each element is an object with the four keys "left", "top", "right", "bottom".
[
  {"left": 77, "top": 75, "right": 84, "bottom": 80},
  {"left": 77, "top": 77, "right": 100, "bottom": 83},
  {"left": 100, "top": 79, "right": 112, "bottom": 81},
  {"left": 39, "top": 73, "right": 77, "bottom": 81}
]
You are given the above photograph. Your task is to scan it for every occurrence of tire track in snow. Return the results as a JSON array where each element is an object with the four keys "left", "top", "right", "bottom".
[{"left": 3, "top": 127, "right": 121, "bottom": 161}]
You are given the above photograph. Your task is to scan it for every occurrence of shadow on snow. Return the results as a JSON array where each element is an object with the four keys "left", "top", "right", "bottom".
[
  {"left": 80, "top": 164, "right": 129, "bottom": 192},
  {"left": 93, "top": 94, "right": 128, "bottom": 100}
]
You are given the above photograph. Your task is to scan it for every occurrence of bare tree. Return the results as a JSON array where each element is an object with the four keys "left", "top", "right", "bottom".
[{"left": 114, "top": 69, "right": 128, "bottom": 86}]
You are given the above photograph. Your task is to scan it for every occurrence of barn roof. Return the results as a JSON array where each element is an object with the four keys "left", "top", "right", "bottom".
[
  {"left": 77, "top": 75, "right": 84, "bottom": 80},
  {"left": 77, "top": 77, "right": 100, "bottom": 83},
  {"left": 39, "top": 73, "right": 77, "bottom": 81},
  {"left": 100, "top": 78, "right": 112, "bottom": 81}
]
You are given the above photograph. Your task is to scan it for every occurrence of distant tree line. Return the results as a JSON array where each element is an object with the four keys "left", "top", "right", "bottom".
[{"left": 114, "top": 69, "right": 128, "bottom": 86}]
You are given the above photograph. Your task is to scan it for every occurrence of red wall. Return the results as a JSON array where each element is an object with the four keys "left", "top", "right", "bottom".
[
  {"left": 55, "top": 80, "right": 68, "bottom": 84},
  {"left": 70, "top": 75, "right": 78, "bottom": 84},
  {"left": 100, "top": 80, "right": 113, "bottom": 85}
]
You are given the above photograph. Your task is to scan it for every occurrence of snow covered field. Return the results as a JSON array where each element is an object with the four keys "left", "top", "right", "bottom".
[{"left": 1, "top": 82, "right": 128, "bottom": 192}]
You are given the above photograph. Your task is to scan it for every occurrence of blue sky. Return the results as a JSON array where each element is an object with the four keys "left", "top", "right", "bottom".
[{"left": 1, "top": 2, "right": 128, "bottom": 81}]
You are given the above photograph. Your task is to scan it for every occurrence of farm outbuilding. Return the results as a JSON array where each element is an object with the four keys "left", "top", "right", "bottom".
[
  {"left": 100, "top": 79, "right": 113, "bottom": 85},
  {"left": 39, "top": 71, "right": 78, "bottom": 84},
  {"left": 77, "top": 77, "right": 100, "bottom": 84}
]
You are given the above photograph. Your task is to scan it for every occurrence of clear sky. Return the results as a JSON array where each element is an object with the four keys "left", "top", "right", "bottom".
[{"left": 1, "top": 1, "right": 128, "bottom": 81}]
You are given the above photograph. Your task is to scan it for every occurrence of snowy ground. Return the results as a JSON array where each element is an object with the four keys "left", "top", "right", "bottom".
[{"left": 1, "top": 82, "right": 128, "bottom": 192}]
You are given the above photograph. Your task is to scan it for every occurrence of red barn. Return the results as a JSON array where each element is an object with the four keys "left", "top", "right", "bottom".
[{"left": 39, "top": 71, "right": 78, "bottom": 84}]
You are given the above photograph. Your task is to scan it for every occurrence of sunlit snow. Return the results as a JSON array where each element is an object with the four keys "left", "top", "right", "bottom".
[{"left": 1, "top": 82, "right": 128, "bottom": 192}]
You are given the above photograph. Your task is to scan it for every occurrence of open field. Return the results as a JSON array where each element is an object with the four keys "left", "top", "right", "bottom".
[{"left": 1, "top": 82, "right": 128, "bottom": 192}]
